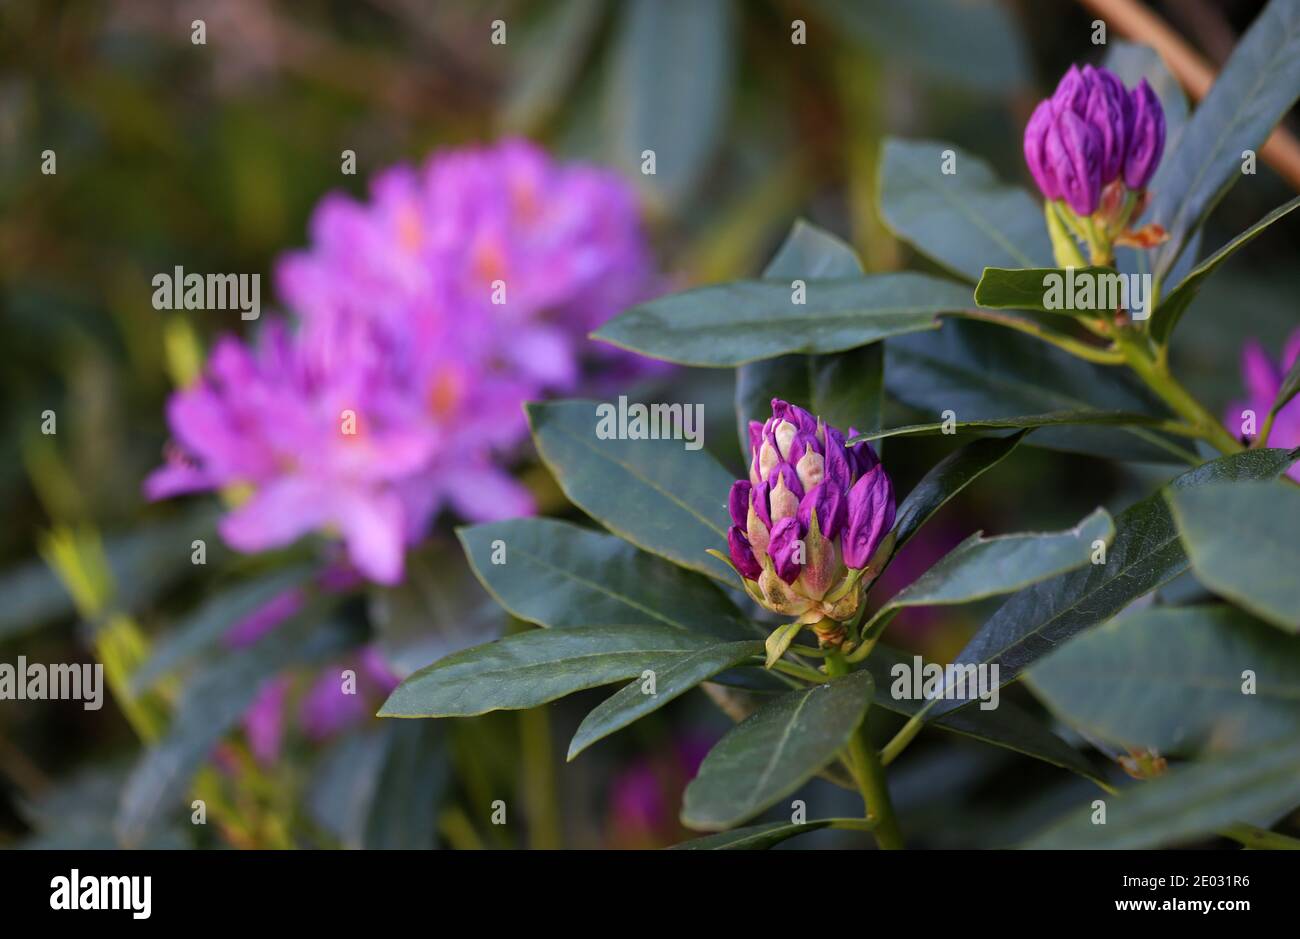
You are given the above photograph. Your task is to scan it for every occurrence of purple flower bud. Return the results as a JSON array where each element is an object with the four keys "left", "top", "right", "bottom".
[
  {"left": 1085, "top": 80, "right": 1128, "bottom": 183},
  {"left": 842, "top": 465, "right": 896, "bottom": 570},
  {"left": 1046, "top": 108, "right": 1103, "bottom": 216},
  {"left": 727, "top": 526, "right": 762, "bottom": 580},
  {"left": 1052, "top": 65, "right": 1088, "bottom": 116},
  {"left": 724, "top": 399, "right": 897, "bottom": 626},
  {"left": 1124, "top": 79, "right": 1166, "bottom": 190},
  {"left": 767, "top": 516, "right": 804, "bottom": 585}
]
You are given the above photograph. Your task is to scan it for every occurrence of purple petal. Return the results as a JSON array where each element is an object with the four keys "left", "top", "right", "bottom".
[
  {"left": 728, "top": 526, "right": 762, "bottom": 580},
  {"left": 767, "top": 517, "right": 805, "bottom": 585},
  {"left": 798, "top": 482, "right": 846, "bottom": 541},
  {"left": 1123, "top": 79, "right": 1165, "bottom": 190},
  {"left": 1047, "top": 109, "right": 1103, "bottom": 216},
  {"left": 842, "top": 465, "right": 896, "bottom": 570},
  {"left": 728, "top": 480, "right": 752, "bottom": 529}
]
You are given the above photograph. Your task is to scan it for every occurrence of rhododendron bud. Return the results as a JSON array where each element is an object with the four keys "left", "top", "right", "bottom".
[
  {"left": 1024, "top": 65, "right": 1168, "bottom": 266},
  {"left": 726, "top": 399, "right": 896, "bottom": 629}
]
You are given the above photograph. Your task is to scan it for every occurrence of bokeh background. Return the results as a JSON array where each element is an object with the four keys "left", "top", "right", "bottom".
[{"left": 2, "top": 0, "right": 1297, "bottom": 849}]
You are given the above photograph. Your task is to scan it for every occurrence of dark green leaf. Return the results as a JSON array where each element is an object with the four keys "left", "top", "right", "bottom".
[
  {"left": 681, "top": 671, "right": 873, "bottom": 830},
  {"left": 886, "top": 508, "right": 1113, "bottom": 609},
  {"left": 1148, "top": 0, "right": 1300, "bottom": 280},
  {"left": 885, "top": 319, "right": 1190, "bottom": 463},
  {"left": 378, "top": 624, "right": 724, "bottom": 718},
  {"left": 933, "top": 448, "right": 1300, "bottom": 717},
  {"left": 877, "top": 138, "right": 1051, "bottom": 282},
  {"left": 1028, "top": 605, "right": 1300, "bottom": 755},
  {"left": 1151, "top": 197, "right": 1300, "bottom": 345},
  {"left": 669, "top": 819, "right": 832, "bottom": 849},
  {"left": 593, "top": 274, "right": 963, "bottom": 367},
  {"left": 974, "top": 266, "right": 1143, "bottom": 319},
  {"left": 527, "top": 399, "right": 737, "bottom": 582},
  {"left": 605, "top": 0, "right": 733, "bottom": 209},
  {"left": 1023, "top": 734, "right": 1300, "bottom": 849},
  {"left": 893, "top": 432, "right": 1025, "bottom": 549},
  {"left": 1167, "top": 481, "right": 1300, "bottom": 632},
  {"left": 458, "top": 518, "right": 751, "bottom": 639},
  {"left": 567, "top": 640, "right": 764, "bottom": 759}
]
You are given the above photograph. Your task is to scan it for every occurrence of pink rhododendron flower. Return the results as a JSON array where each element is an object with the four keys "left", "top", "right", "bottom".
[
  {"left": 146, "top": 139, "right": 657, "bottom": 583},
  {"left": 1226, "top": 329, "right": 1300, "bottom": 481}
]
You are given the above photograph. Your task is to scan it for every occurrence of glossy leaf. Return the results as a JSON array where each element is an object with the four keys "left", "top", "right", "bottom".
[
  {"left": 1028, "top": 605, "right": 1300, "bottom": 755},
  {"left": 681, "top": 671, "right": 873, "bottom": 830},
  {"left": 974, "top": 266, "right": 1135, "bottom": 320},
  {"left": 605, "top": 0, "right": 733, "bottom": 209},
  {"left": 892, "top": 432, "right": 1025, "bottom": 549},
  {"left": 1148, "top": 0, "right": 1300, "bottom": 280},
  {"left": 379, "top": 624, "right": 725, "bottom": 718},
  {"left": 1153, "top": 195, "right": 1300, "bottom": 345},
  {"left": 1024, "top": 734, "right": 1300, "bottom": 849},
  {"left": 886, "top": 508, "right": 1113, "bottom": 609},
  {"left": 593, "top": 273, "right": 965, "bottom": 367},
  {"left": 1167, "top": 481, "right": 1300, "bottom": 632},
  {"left": 877, "top": 138, "right": 1051, "bottom": 282},
  {"left": 932, "top": 448, "right": 1300, "bottom": 717},
  {"left": 458, "top": 518, "right": 751, "bottom": 639},
  {"left": 527, "top": 400, "right": 736, "bottom": 582},
  {"left": 567, "top": 640, "right": 764, "bottom": 759},
  {"left": 885, "top": 319, "right": 1188, "bottom": 462}
]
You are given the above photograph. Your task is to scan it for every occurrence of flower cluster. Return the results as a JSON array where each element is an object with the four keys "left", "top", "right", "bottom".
[
  {"left": 727, "top": 399, "right": 895, "bottom": 628},
  {"left": 1024, "top": 65, "right": 1167, "bottom": 263},
  {"left": 146, "top": 140, "right": 656, "bottom": 584},
  {"left": 1228, "top": 329, "right": 1300, "bottom": 481}
]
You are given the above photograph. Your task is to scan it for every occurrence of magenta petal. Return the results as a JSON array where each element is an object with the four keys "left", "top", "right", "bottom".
[
  {"left": 727, "top": 526, "right": 762, "bottom": 580},
  {"left": 798, "top": 482, "right": 846, "bottom": 541},
  {"left": 842, "top": 465, "right": 895, "bottom": 569},
  {"left": 767, "top": 516, "right": 805, "bottom": 585},
  {"left": 728, "top": 480, "right": 752, "bottom": 529}
]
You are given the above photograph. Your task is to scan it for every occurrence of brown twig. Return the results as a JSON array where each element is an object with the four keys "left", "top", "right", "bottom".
[{"left": 1076, "top": 0, "right": 1300, "bottom": 192}]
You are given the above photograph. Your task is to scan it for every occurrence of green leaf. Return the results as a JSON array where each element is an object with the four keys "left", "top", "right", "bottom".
[
  {"left": 604, "top": 0, "right": 733, "bottom": 209},
  {"left": 974, "top": 266, "right": 1143, "bottom": 320},
  {"left": 593, "top": 274, "right": 965, "bottom": 367},
  {"left": 527, "top": 399, "right": 737, "bottom": 582},
  {"left": 764, "top": 622, "right": 804, "bottom": 669},
  {"left": 681, "top": 671, "right": 873, "bottom": 830},
  {"left": 849, "top": 410, "right": 1164, "bottom": 443},
  {"left": 877, "top": 138, "right": 1052, "bottom": 282},
  {"left": 378, "top": 623, "right": 724, "bottom": 718},
  {"left": 1028, "top": 605, "right": 1300, "bottom": 755},
  {"left": 1023, "top": 733, "right": 1300, "bottom": 849},
  {"left": 1148, "top": 0, "right": 1300, "bottom": 281},
  {"left": 735, "top": 222, "right": 883, "bottom": 456},
  {"left": 863, "top": 645, "right": 1103, "bottom": 784},
  {"left": 885, "top": 508, "right": 1114, "bottom": 610},
  {"left": 811, "top": 0, "right": 1027, "bottom": 93},
  {"left": 893, "top": 432, "right": 1025, "bottom": 549},
  {"left": 668, "top": 819, "right": 832, "bottom": 850},
  {"left": 932, "top": 448, "right": 1300, "bottom": 717},
  {"left": 116, "top": 611, "right": 356, "bottom": 845},
  {"left": 1151, "top": 197, "right": 1300, "bottom": 345},
  {"left": 458, "top": 518, "right": 750, "bottom": 639},
  {"left": 886, "top": 320, "right": 1189, "bottom": 462},
  {"left": 1167, "top": 480, "right": 1300, "bottom": 632},
  {"left": 567, "top": 640, "right": 764, "bottom": 759}
]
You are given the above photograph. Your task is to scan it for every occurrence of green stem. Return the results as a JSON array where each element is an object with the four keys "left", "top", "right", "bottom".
[
  {"left": 518, "top": 707, "right": 563, "bottom": 849},
  {"left": 880, "top": 710, "right": 928, "bottom": 766},
  {"left": 1115, "top": 331, "right": 1244, "bottom": 455},
  {"left": 769, "top": 659, "right": 829, "bottom": 683},
  {"left": 953, "top": 309, "right": 1124, "bottom": 365},
  {"left": 824, "top": 650, "right": 904, "bottom": 849},
  {"left": 1219, "top": 822, "right": 1300, "bottom": 850}
]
